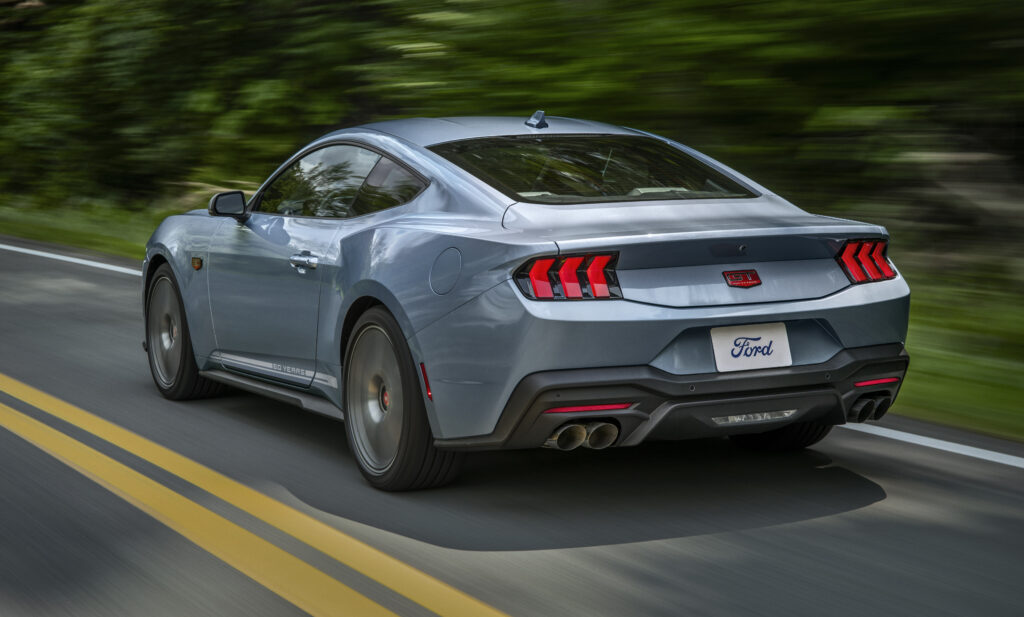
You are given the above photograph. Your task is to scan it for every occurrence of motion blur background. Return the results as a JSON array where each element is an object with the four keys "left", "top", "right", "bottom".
[{"left": 0, "top": 0, "right": 1020, "bottom": 438}]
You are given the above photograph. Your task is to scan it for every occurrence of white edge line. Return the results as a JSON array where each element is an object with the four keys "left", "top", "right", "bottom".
[
  {"left": 841, "top": 424, "right": 1024, "bottom": 470},
  {"left": 0, "top": 242, "right": 141, "bottom": 276}
]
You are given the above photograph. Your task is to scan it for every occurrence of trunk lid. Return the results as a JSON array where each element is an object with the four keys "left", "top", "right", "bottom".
[{"left": 502, "top": 196, "right": 887, "bottom": 308}]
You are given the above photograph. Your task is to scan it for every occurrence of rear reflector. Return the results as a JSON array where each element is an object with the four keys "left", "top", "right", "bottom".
[
  {"left": 854, "top": 377, "right": 901, "bottom": 387},
  {"left": 837, "top": 239, "right": 897, "bottom": 284},
  {"left": 516, "top": 253, "right": 622, "bottom": 300},
  {"left": 419, "top": 363, "right": 433, "bottom": 400},
  {"left": 544, "top": 403, "right": 632, "bottom": 414}
]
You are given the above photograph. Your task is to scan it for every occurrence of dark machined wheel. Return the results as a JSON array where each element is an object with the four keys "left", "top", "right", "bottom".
[
  {"left": 344, "top": 307, "right": 463, "bottom": 491},
  {"left": 729, "top": 420, "right": 833, "bottom": 451},
  {"left": 145, "top": 263, "right": 224, "bottom": 400}
]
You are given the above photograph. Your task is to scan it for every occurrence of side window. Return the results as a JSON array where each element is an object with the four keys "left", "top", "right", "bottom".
[
  {"left": 258, "top": 145, "right": 381, "bottom": 218},
  {"left": 351, "top": 156, "right": 427, "bottom": 216}
]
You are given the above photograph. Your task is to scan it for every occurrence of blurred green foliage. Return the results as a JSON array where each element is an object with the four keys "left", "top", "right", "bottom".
[{"left": 0, "top": 0, "right": 1021, "bottom": 438}]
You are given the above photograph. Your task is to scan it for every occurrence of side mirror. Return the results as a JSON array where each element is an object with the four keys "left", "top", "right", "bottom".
[{"left": 208, "top": 191, "right": 248, "bottom": 219}]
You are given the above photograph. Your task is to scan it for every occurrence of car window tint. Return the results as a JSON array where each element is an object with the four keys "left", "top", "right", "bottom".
[
  {"left": 429, "top": 135, "right": 756, "bottom": 205},
  {"left": 259, "top": 145, "right": 381, "bottom": 217},
  {"left": 351, "top": 157, "right": 426, "bottom": 216}
]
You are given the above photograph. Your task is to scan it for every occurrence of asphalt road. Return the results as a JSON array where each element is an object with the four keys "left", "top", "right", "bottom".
[{"left": 1, "top": 235, "right": 1022, "bottom": 617}]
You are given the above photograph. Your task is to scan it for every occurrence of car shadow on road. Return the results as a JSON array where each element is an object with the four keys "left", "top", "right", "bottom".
[
  {"left": 213, "top": 394, "right": 887, "bottom": 552},
  {"left": 322, "top": 443, "right": 882, "bottom": 551}
]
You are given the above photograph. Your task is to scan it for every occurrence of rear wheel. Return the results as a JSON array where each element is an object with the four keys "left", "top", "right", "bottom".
[
  {"left": 145, "top": 264, "right": 224, "bottom": 400},
  {"left": 729, "top": 420, "right": 833, "bottom": 451},
  {"left": 344, "top": 307, "right": 463, "bottom": 491}
]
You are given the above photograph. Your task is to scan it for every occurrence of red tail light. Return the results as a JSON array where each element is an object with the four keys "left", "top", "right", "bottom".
[
  {"left": 871, "top": 242, "right": 895, "bottom": 278},
  {"left": 516, "top": 253, "right": 622, "bottom": 300},
  {"left": 586, "top": 255, "right": 612, "bottom": 297},
  {"left": 528, "top": 258, "right": 556, "bottom": 298},
  {"left": 836, "top": 239, "right": 897, "bottom": 284},
  {"left": 558, "top": 256, "right": 586, "bottom": 298}
]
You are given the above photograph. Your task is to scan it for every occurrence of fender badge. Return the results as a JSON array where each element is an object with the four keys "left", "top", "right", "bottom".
[
  {"left": 723, "top": 269, "right": 760, "bottom": 288},
  {"left": 191, "top": 257, "right": 203, "bottom": 270}
]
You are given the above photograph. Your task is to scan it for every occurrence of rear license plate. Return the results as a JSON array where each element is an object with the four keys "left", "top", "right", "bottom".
[{"left": 710, "top": 322, "right": 792, "bottom": 372}]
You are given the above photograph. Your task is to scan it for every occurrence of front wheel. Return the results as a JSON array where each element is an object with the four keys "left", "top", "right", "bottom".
[
  {"left": 145, "top": 264, "right": 224, "bottom": 400},
  {"left": 729, "top": 420, "right": 833, "bottom": 451},
  {"left": 343, "top": 307, "right": 463, "bottom": 491}
]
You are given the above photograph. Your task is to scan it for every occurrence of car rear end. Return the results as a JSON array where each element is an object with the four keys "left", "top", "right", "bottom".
[{"left": 412, "top": 131, "right": 909, "bottom": 450}]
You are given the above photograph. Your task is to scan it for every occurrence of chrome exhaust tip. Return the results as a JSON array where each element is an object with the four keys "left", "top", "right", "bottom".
[
  {"left": 544, "top": 423, "right": 587, "bottom": 451},
  {"left": 858, "top": 399, "right": 878, "bottom": 423},
  {"left": 848, "top": 397, "right": 878, "bottom": 423},
  {"left": 582, "top": 422, "right": 619, "bottom": 450},
  {"left": 872, "top": 397, "right": 892, "bottom": 420}
]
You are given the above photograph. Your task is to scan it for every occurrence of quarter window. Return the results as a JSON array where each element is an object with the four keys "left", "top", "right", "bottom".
[{"left": 351, "top": 157, "right": 427, "bottom": 216}]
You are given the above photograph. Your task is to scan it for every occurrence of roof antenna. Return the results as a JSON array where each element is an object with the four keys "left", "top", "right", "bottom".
[{"left": 525, "top": 110, "right": 548, "bottom": 129}]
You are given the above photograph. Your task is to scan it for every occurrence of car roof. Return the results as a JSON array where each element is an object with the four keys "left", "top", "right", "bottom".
[{"left": 349, "top": 115, "right": 641, "bottom": 147}]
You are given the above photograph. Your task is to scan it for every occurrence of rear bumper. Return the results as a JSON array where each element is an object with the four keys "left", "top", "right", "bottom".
[{"left": 434, "top": 343, "right": 908, "bottom": 451}]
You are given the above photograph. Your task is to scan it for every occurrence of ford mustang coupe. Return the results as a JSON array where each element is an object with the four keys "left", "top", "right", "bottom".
[{"left": 143, "top": 112, "right": 910, "bottom": 490}]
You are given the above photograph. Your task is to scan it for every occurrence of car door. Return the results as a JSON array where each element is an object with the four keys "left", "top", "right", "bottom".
[{"left": 207, "top": 144, "right": 382, "bottom": 386}]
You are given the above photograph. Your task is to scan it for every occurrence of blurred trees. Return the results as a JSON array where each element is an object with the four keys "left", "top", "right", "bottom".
[
  {"left": 1, "top": 0, "right": 1021, "bottom": 211},
  {"left": 0, "top": 0, "right": 1022, "bottom": 435},
  {"left": 2, "top": 0, "right": 1023, "bottom": 283}
]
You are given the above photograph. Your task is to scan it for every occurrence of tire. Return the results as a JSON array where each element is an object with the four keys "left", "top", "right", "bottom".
[
  {"left": 145, "top": 263, "right": 225, "bottom": 400},
  {"left": 343, "top": 307, "right": 463, "bottom": 491},
  {"left": 729, "top": 420, "right": 833, "bottom": 452}
]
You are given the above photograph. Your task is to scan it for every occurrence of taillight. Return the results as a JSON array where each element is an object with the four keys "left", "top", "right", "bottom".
[
  {"left": 515, "top": 253, "right": 622, "bottom": 300},
  {"left": 836, "top": 239, "right": 897, "bottom": 284}
]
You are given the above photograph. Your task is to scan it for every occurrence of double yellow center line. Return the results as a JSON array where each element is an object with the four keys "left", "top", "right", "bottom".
[{"left": 0, "top": 373, "right": 509, "bottom": 617}]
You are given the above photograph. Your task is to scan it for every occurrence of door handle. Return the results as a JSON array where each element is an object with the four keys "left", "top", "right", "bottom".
[{"left": 289, "top": 252, "right": 319, "bottom": 271}]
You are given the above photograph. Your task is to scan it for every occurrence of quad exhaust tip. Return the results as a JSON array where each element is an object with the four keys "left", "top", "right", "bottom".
[
  {"left": 848, "top": 395, "right": 893, "bottom": 423},
  {"left": 544, "top": 423, "right": 587, "bottom": 451},
  {"left": 583, "top": 422, "right": 619, "bottom": 450},
  {"left": 544, "top": 422, "right": 620, "bottom": 451},
  {"left": 848, "top": 397, "right": 877, "bottom": 423},
  {"left": 872, "top": 397, "right": 892, "bottom": 420}
]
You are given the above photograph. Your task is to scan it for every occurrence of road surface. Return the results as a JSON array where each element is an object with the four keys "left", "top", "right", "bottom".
[{"left": 0, "top": 235, "right": 1022, "bottom": 617}]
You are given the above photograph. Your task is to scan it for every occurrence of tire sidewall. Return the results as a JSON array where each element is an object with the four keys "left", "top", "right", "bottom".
[
  {"left": 145, "top": 264, "right": 195, "bottom": 398},
  {"left": 343, "top": 307, "right": 431, "bottom": 489}
]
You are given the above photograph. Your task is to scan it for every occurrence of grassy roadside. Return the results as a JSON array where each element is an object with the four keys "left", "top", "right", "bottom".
[
  {"left": 897, "top": 281, "right": 1023, "bottom": 441},
  {"left": 2, "top": 203, "right": 1020, "bottom": 442},
  {"left": 0, "top": 202, "right": 171, "bottom": 260}
]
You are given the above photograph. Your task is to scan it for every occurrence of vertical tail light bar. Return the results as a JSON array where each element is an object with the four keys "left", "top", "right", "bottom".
[
  {"left": 515, "top": 253, "right": 622, "bottom": 300},
  {"left": 527, "top": 258, "right": 556, "bottom": 298},
  {"left": 836, "top": 239, "right": 897, "bottom": 284},
  {"left": 586, "top": 254, "right": 613, "bottom": 297},
  {"left": 558, "top": 256, "right": 586, "bottom": 298},
  {"left": 871, "top": 242, "right": 896, "bottom": 278}
]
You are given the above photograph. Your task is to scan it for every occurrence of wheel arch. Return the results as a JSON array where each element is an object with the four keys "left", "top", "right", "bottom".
[
  {"left": 143, "top": 253, "right": 170, "bottom": 297},
  {"left": 336, "top": 287, "right": 440, "bottom": 437},
  {"left": 340, "top": 295, "right": 385, "bottom": 363}
]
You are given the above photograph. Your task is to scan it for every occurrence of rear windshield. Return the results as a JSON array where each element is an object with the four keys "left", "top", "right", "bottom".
[{"left": 429, "top": 135, "right": 756, "bottom": 204}]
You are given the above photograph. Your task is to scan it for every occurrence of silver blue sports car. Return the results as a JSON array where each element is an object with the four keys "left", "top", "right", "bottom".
[{"left": 143, "top": 111, "right": 910, "bottom": 490}]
